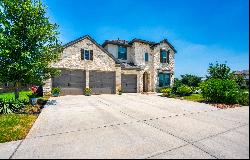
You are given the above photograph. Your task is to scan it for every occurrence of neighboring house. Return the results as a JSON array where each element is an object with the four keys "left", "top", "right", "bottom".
[
  {"left": 44, "top": 35, "right": 176, "bottom": 95},
  {"left": 234, "top": 70, "right": 249, "bottom": 80}
]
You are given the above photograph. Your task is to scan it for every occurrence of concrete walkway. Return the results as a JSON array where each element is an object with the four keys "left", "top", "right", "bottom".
[{"left": 2, "top": 94, "right": 249, "bottom": 159}]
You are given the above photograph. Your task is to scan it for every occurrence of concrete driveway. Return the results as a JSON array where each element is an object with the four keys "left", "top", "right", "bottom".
[{"left": 4, "top": 94, "right": 249, "bottom": 159}]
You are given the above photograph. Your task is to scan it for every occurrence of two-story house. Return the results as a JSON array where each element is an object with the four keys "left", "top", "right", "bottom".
[{"left": 44, "top": 35, "right": 176, "bottom": 95}]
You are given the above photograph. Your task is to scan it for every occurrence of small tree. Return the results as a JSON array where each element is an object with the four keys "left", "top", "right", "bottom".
[
  {"left": 0, "top": 0, "right": 62, "bottom": 99},
  {"left": 206, "top": 62, "right": 233, "bottom": 79},
  {"left": 180, "top": 74, "right": 202, "bottom": 87}
]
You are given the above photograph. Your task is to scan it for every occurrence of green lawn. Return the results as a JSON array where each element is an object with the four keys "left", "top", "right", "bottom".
[
  {"left": 0, "top": 114, "right": 37, "bottom": 143},
  {"left": 0, "top": 91, "right": 49, "bottom": 143},
  {"left": 0, "top": 91, "right": 31, "bottom": 101},
  {"left": 175, "top": 94, "right": 205, "bottom": 102}
]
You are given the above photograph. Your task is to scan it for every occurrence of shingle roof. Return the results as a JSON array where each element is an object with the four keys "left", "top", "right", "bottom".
[
  {"left": 129, "top": 38, "right": 156, "bottom": 45},
  {"left": 102, "top": 38, "right": 177, "bottom": 53},
  {"left": 102, "top": 40, "right": 131, "bottom": 47},
  {"left": 150, "top": 39, "right": 177, "bottom": 53},
  {"left": 63, "top": 35, "right": 120, "bottom": 64}
]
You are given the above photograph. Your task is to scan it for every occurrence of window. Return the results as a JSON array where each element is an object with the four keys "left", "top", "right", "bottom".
[
  {"left": 158, "top": 73, "right": 170, "bottom": 87},
  {"left": 160, "top": 49, "right": 169, "bottom": 63},
  {"left": 81, "top": 49, "right": 93, "bottom": 60},
  {"left": 145, "top": 53, "right": 149, "bottom": 62},
  {"left": 118, "top": 46, "right": 127, "bottom": 60}
]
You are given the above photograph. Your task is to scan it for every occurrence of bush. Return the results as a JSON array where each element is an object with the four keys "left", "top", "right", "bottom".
[
  {"left": 176, "top": 85, "right": 192, "bottom": 96},
  {"left": 160, "top": 87, "right": 172, "bottom": 97},
  {"left": 237, "top": 91, "right": 249, "bottom": 106},
  {"left": 199, "top": 78, "right": 240, "bottom": 104},
  {"left": 84, "top": 88, "right": 92, "bottom": 95}
]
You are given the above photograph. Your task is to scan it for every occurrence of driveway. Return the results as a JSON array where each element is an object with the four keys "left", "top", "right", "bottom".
[{"left": 4, "top": 94, "right": 249, "bottom": 159}]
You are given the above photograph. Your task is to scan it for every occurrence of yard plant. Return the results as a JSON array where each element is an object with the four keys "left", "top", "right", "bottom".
[
  {"left": 51, "top": 87, "right": 60, "bottom": 96},
  {"left": 199, "top": 78, "right": 240, "bottom": 104},
  {"left": 84, "top": 88, "right": 92, "bottom": 96},
  {"left": 176, "top": 85, "right": 192, "bottom": 96},
  {"left": 0, "top": 0, "right": 62, "bottom": 99},
  {"left": 160, "top": 87, "right": 172, "bottom": 97}
]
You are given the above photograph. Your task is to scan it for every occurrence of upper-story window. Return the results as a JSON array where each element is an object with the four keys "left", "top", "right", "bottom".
[
  {"left": 145, "top": 53, "right": 149, "bottom": 62},
  {"left": 160, "top": 49, "right": 170, "bottom": 63},
  {"left": 118, "top": 46, "right": 127, "bottom": 60},
  {"left": 81, "top": 49, "right": 93, "bottom": 60}
]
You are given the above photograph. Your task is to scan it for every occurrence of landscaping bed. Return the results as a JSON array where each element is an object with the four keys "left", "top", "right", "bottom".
[{"left": 0, "top": 91, "right": 50, "bottom": 143}]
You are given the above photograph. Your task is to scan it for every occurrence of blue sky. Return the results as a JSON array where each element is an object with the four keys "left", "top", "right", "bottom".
[{"left": 43, "top": 0, "right": 249, "bottom": 78}]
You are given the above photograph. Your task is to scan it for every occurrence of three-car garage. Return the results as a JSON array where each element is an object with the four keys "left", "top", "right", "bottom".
[{"left": 52, "top": 69, "right": 138, "bottom": 95}]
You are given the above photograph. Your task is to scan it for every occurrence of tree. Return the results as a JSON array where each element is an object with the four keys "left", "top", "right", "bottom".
[
  {"left": 0, "top": 0, "right": 62, "bottom": 99},
  {"left": 231, "top": 74, "right": 248, "bottom": 89},
  {"left": 180, "top": 74, "right": 202, "bottom": 87},
  {"left": 206, "top": 62, "right": 233, "bottom": 79}
]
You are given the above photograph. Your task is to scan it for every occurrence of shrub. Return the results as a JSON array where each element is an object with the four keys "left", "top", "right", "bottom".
[
  {"left": 237, "top": 91, "right": 249, "bottom": 106},
  {"left": 160, "top": 87, "right": 172, "bottom": 97},
  {"left": 0, "top": 99, "right": 26, "bottom": 114},
  {"left": 176, "top": 85, "right": 192, "bottom": 96},
  {"left": 51, "top": 87, "right": 60, "bottom": 95},
  {"left": 199, "top": 78, "right": 240, "bottom": 104},
  {"left": 84, "top": 88, "right": 92, "bottom": 95}
]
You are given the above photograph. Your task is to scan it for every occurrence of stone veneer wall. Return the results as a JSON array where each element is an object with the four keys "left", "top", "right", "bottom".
[
  {"left": 131, "top": 41, "right": 175, "bottom": 92},
  {"left": 153, "top": 42, "right": 175, "bottom": 88},
  {"left": 52, "top": 38, "right": 117, "bottom": 71},
  {"left": 44, "top": 37, "right": 119, "bottom": 93}
]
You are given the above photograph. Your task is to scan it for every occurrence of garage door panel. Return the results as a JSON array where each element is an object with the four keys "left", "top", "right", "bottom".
[
  {"left": 89, "top": 71, "right": 115, "bottom": 94},
  {"left": 52, "top": 69, "right": 86, "bottom": 95},
  {"left": 122, "top": 74, "right": 137, "bottom": 93}
]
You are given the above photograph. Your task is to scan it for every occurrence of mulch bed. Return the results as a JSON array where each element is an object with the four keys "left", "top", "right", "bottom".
[{"left": 210, "top": 103, "right": 241, "bottom": 109}]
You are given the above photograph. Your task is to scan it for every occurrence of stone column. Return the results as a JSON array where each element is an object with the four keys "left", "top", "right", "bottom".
[
  {"left": 115, "top": 66, "right": 121, "bottom": 93},
  {"left": 85, "top": 69, "right": 89, "bottom": 88},
  {"left": 43, "top": 78, "right": 52, "bottom": 94}
]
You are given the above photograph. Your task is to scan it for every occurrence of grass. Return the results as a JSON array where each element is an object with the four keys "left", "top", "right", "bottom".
[
  {"left": 0, "top": 114, "right": 37, "bottom": 143},
  {"left": 174, "top": 94, "right": 205, "bottom": 102},
  {"left": 0, "top": 91, "right": 32, "bottom": 101},
  {"left": 0, "top": 91, "right": 50, "bottom": 143}
]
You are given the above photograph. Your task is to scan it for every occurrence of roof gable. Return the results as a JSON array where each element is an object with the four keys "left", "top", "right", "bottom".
[{"left": 63, "top": 35, "right": 120, "bottom": 64}]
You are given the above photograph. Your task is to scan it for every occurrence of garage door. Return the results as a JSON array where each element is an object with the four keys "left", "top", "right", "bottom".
[
  {"left": 52, "top": 69, "right": 86, "bottom": 95},
  {"left": 121, "top": 74, "right": 137, "bottom": 93},
  {"left": 89, "top": 71, "right": 116, "bottom": 94}
]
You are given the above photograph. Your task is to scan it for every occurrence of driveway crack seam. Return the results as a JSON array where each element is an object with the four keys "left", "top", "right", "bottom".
[
  {"left": 9, "top": 139, "right": 24, "bottom": 159},
  {"left": 144, "top": 123, "right": 249, "bottom": 159}
]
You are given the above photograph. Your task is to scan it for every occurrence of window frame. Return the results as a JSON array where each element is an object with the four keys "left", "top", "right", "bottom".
[
  {"left": 145, "top": 52, "right": 149, "bottom": 62},
  {"left": 118, "top": 46, "right": 127, "bottom": 60},
  {"left": 158, "top": 73, "right": 171, "bottom": 87},
  {"left": 81, "top": 49, "right": 93, "bottom": 61},
  {"left": 160, "top": 49, "right": 170, "bottom": 64}
]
